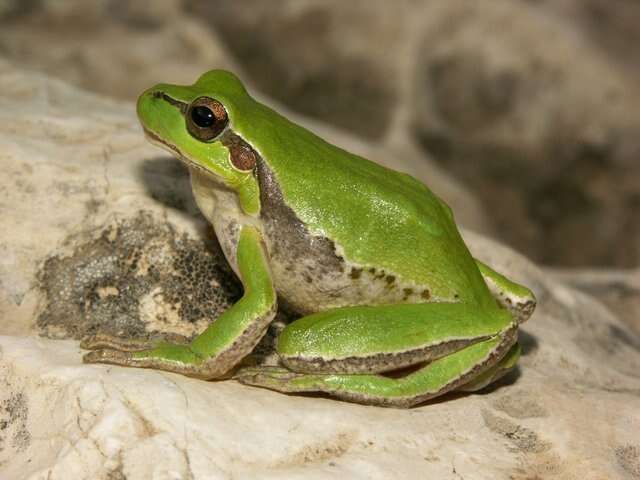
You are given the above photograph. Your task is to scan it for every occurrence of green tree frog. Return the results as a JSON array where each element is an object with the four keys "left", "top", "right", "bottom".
[{"left": 82, "top": 70, "right": 536, "bottom": 408}]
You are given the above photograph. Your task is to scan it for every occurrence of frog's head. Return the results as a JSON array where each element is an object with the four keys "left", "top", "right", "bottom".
[
  {"left": 137, "top": 69, "right": 264, "bottom": 213},
  {"left": 137, "top": 69, "right": 260, "bottom": 189}
]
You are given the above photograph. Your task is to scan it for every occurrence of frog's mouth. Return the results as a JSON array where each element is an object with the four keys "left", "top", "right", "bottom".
[
  {"left": 141, "top": 125, "right": 216, "bottom": 177},
  {"left": 141, "top": 126, "right": 180, "bottom": 156}
]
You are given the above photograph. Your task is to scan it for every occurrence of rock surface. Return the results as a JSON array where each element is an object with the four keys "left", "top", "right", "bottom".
[
  {"left": 1, "top": 62, "right": 639, "bottom": 479},
  {"left": 0, "top": 0, "right": 239, "bottom": 103},
  {"left": 549, "top": 268, "right": 640, "bottom": 335}
]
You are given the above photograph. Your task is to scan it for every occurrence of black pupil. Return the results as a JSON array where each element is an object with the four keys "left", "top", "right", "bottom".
[{"left": 191, "top": 106, "right": 215, "bottom": 128}]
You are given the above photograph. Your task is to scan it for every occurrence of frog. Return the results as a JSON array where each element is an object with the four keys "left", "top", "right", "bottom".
[{"left": 81, "top": 70, "right": 536, "bottom": 408}]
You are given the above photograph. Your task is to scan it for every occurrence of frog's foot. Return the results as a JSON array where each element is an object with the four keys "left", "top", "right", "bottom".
[
  {"left": 82, "top": 338, "right": 209, "bottom": 375},
  {"left": 81, "top": 333, "right": 205, "bottom": 375},
  {"left": 81, "top": 332, "right": 190, "bottom": 352},
  {"left": 83, "top": 339, "right": 257, "bottom": 379},
  {"left": 456, "top": 342, "right": 521, "bottom": 392},
  {"left": 235, "top": 333, "right": 516, "bottom": 408},
  {"left": 234, "top": 366, "right": 308, "bottom": 389}
]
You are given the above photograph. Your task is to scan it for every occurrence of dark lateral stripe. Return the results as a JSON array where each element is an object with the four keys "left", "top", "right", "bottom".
[{"left": 153, "top": 91, "right": 188, "bottom": 114}]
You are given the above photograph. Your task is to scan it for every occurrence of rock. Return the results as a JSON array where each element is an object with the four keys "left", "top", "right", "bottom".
[
  {"left": 549, "top": 267, "right": 640, "bottom": 335},
  {"left": 0, "top": 62, "right": 639, "bottom": 480},
  {"left": 0, "top": 0, "right": 238, "bottom": 101},
  {"left": 534, "top": 0, "right": 640, "bottom": 80}
]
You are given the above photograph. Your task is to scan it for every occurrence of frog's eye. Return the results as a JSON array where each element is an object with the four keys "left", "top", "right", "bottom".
[{"left": 186, "top": 97, "right": 228, "bottom": 141}]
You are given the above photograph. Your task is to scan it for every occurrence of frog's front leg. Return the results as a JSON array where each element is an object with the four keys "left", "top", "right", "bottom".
[
  {"left": 235, "top": 303, "right": 518, "bottom": 407},
  {"left": 82, "top": 226, "right": 277, "bottom": 379}
]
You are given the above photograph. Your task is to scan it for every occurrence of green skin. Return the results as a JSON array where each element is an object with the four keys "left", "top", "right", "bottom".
[{"left": 82, "top": 70, "right": 536, "bottom": 408}]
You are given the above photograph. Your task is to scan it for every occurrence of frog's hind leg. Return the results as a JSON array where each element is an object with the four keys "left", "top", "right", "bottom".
[
  {"left": 235, "top": 302, "right": 518, "bottom": 407},
  {"left": 456, "top": 342, "right": 521, "bottom": 392},
  {"left": 236, "top": 332, "right": 517, "bottom": 408}
]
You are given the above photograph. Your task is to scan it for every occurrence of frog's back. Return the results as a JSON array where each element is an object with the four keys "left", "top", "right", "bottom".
[{"left": 228, "top": 92, "right": 490, "bottom": 305}]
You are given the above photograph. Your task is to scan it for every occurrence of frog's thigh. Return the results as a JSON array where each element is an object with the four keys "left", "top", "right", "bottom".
[
  {"left": 236, "top": 330, "right": 517, "bottom": 408},
  {"left": 277, "top": 302, "right": 514, "bottom": 374}
]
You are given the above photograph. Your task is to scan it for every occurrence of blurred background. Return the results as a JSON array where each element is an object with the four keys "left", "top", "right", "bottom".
[{"left": 0, "top": 1, "right": 637, "bottom": 269}]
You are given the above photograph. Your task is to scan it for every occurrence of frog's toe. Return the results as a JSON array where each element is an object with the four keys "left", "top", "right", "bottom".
[
  {"left": 83, "top": 347, "right": 135, "bottom": 366},
  {"left": 234, "top": 366, "right": 312, "bottom": 392},
  {"left": 80, "top": 333, "right": 159, "bottom": 352},
  {"left": 234, "top": 366, "right": 296, "bottom": 382}
]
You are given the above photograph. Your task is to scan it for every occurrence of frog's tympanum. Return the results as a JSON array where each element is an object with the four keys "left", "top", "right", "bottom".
[{"left": 82, "top": 70, "right": 536, "bottom": 407}]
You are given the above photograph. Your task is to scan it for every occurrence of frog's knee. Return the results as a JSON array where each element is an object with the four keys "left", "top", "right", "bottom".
[
  {"left": 276, "top": 313, "right": 354, "bottom": 373},
  {"left": 492, "top": 286, "right": 536, "bottom": 324},
  {"left": 276, "top": 316, "right": 315, "bottom": 357},
  {"left": 475, "top": 260, "right": 536, "bottom": 324}
]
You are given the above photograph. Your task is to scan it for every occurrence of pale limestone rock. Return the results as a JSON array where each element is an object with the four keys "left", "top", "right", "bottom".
[
  {"left": 0, "top": 62, "right": 639, "bottom": 480},
  {"left": 0, "top": 0, "right": 239, "bottom": 102},
  {"left": 549, "top": 268, "right": 640, "bottom": 335}
]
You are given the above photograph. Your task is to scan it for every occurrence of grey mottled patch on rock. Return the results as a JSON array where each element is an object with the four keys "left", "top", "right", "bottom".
[
  {"left": 37, "top": 211, "right": 242, "bottom": 341},
  {"left": 0, "top": 389, "right": 30, "bottom": 454},
  {"left": 616, "top": 445, "right": 640, "bottom": 479},
  {"left": 492, "top": 391, "right": 548, "bottom": 419},
  {"left": 482, "top": 409, "right": 551, "bottom": 454}
]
